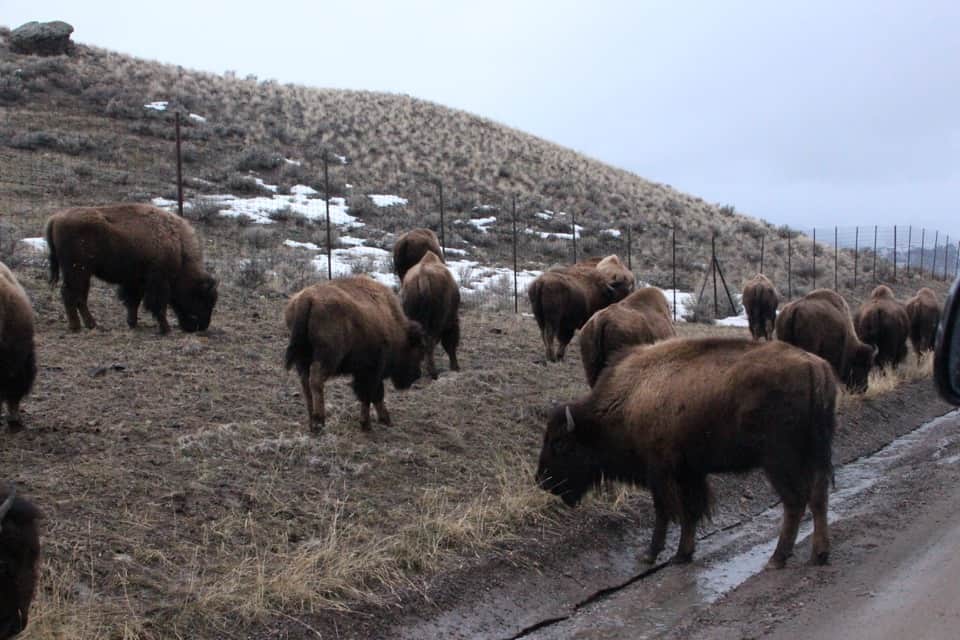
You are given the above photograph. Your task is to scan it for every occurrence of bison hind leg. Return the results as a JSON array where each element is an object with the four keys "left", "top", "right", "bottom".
[
  {"left": 672, "top": 474, "right": 712, "bottom": 563},
  {"left": 540, "top": 326, "right": 556, "bottom": 362},
  {"left": 808, "top": 469, "right": 830, "bottom": 566},
  {"left": 441, "top": 321, "right": 460, "bottom": 372}
]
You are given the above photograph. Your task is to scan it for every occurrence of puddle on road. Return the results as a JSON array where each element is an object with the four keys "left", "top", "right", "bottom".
[{"left": 523, "top": 410, "right": 960, "bottom": 639}]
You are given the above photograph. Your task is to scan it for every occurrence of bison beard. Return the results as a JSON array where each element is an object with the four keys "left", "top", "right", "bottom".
[
  {"left": 536, "top": 338, "right": 836, "bottom": 569},
  {"left": 0, "top": 487, "right": 40, "bottom": 640}
]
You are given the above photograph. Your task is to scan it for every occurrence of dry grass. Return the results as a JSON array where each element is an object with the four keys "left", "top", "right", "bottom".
[{"left": 838, "top": 350, "right": 934, "bottom": 407}]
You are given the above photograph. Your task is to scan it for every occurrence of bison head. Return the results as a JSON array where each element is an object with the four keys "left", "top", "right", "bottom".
[
  {"left": 390, "top": 320, "right": 426, "bottom": 390},
  {"left": 172, "top": 275, "right": 218, "bottom": 332},
  {"left": 536, "top": 405, "right": 603, "bottom": 507},
  {"left": 0, "top": 488, "right": 39, "bottom": 640},
  {"left": 845, "top": 343, "right": 877, "bottom": 393}
]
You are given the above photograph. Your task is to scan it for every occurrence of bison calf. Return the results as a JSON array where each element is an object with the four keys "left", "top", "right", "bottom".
[
  {"left": 284, "top": 276, "right": 426, "bottom": 432},
  {"left": 579, "top": 287, "right": 675, "bottom": 386},
  {"left": 0, "top": 486, "right": 40, "bottom": 640},
  {"left": 393, "top": 228, "right": 443, "bottom": 282},
  {"left": 854, "top": 285, "right": 909, "bottom": 369},
  {"left": 776, "top": 289, "right": 875, "bottom": 392},
  {"left": 742, "top": 273, "right": 778, "bottom": 340},
  {"left": 528, "top": 255, "right": 635, "bottom": 362},
  {"left": 0, "top": 263, "right": 36, "bottom": 430},
  {"left": 905, "top": 287, "right": 941, "bottom": 357},
  {"left": 537, "top": 338, "right": 836, "bottom": 569},
  {"left": 45, "top": 204, "right": 218, "bottom": 334},
  {"left": 400, "top": 251, "right": 460, "bottom": 379}
]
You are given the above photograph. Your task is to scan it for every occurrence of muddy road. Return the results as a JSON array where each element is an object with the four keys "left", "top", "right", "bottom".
[{"left": 522, "top": 409, "right": 960, "bottom": 640}]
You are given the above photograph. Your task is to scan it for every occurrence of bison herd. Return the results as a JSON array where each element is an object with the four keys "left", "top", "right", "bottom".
[{"left": 0, "top": 203, "right": 947, "bottom": 634}]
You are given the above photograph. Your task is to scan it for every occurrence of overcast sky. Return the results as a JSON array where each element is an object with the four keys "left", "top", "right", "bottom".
[{"left": 6, "top": 1, "right": 959, "bottom": 239}]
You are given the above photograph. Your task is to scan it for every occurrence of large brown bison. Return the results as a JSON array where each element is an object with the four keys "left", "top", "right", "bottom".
[
  {"left": 284, "top": 276, "right": 426, "bottom": 432},
  {"left": 854, "top": 285, "right": 909, "bottom": 369},
  {"left": 393, "top": 228, "right": 443, "bottom": 282},
  {"left": 536, "top": 338, "right": 836, "bottom": 569},
  {"left": 579, "top": 287, "right": 675, "bottom": 386},
  {"left": 45, "top": 204, "right": 218, "bottom": 334},
  {"left": 742, "top": 273, "right": 779, "bottom": 340},
  {"left": 0, "top": 263, "right": 36, "bottom": 431},
  {"left": 905, "top": 287, "right": 941, "bottom": 357},
  {"left": 776, "top": 289, "right": 875, "bottom": 392},
  {"left": 528, "top": 255, "right": 635, "bottom": 362},
  {"left": 400, "top": 251, "right": 460, "bottom": 379},
  {"left": 0, "top": 486, "right": 40, "bottom": 640}
]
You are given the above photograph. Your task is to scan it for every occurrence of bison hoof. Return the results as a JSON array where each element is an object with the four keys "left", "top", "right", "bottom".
[
  {"left": 669, "top": 552, "right": 693, "bottom": 565},
  {"left": 765, "top": 555, "right": 787, "bottom": 570},
  {"left": 6, "top": 419, "right": 24, "bottom": 433},
  {"left": 809, "top": 551, "right": 830, "bottom": 566},
  {"left": 308, "top": 418, "right": 324, "bottom": 434}
]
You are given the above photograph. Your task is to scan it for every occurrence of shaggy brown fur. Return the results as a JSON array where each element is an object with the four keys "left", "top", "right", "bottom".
[
  {"left": 579, "top": 287, "right": 675, "bottom": 386},
  {"left": 0, "top": 263, "right": 36, "bottom": 431},
  {"left": 393, "top": 228, "right": 443, "bottom": 282},
  {"left": 528, "top": 254, "right": 635, "bottom": 362},
  {"left": 284, "top": 276, "right": 426, "bottom": 432},
  {"left": 537, "top": 338, "right": 836, "bottom": 569},
  {"left": 742, "top": 273, "right": 779, "bottom": 340},
  {"left": 0, "top": 486, "right": 40, "bottom": 639},
  {"left": 905, "top": 287, "right": 941, "bottom": 356},
  {"left": 776, "top": 289, "right": 875, "bottom": 392},
  {"left": 45, "top": 204, "right": 218, "bottom": 334},
  {"left": 854, "top": 285, "right": 910, "bottom": 369},
  {"left": 400, "top": 251, "right": 460, "bottom": 379}
]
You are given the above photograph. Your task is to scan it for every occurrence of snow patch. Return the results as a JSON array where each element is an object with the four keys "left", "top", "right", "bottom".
[
  {"left": 255, "top": 178, "right": 278, "bottom": 193},
  {"left": 456, "top": 217, "right": 496, "bottom": 233},
  {"left": 602, "top": 228, "right": 622, "bottom": 238},
  {"left": 283, "top": 240, "right": 320, "bottom": 251},
  {"left": 189, "top": 113, "right": 206, "bottom": 123},
  {"left": 144, "top": 101, "right": 168, "bottom": 111},
  {"left": 526, "top": 225, "right": 584, "bottom": 240},
  {"left": 283, "top": 158, "right": 302, "bottom": 166},
  {"left": 338, "top": 236, "right": 366, "bottom": 247},
  {"left": 369, "top": 194, "right": 407, "bottom": 207},
  {"left": 20, "top": 237, "right": 47, "bottom": 251}
]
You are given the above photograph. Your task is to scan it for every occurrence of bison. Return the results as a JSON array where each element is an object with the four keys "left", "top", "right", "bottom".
[
  {"left": 537, "top": 338, "right": 835, "bottom": 568},
  {"left": 528, "top": 255, "right": 635, "bottom": 362},
  {"left": 854, "top": 285, "right": 909, "bottom": 369},
  {"left": 0, "top": 263, "right": 36, "bottom": 431},
  {"left": 0, "top": 486, "right": 40, "bottom": 640},
  {"left": 579, "top": 287, "right": 675, "bottom": 386},
  {"left": 742, "top": 273, "right": 779, "bottom": 340},
  {"left": 45, "top": 204, "right": 218, "bottom": 334},
  {"left": 284, "top": 276, "right": 426, "bottom": 432},
  {"left": 776, "top": 289, "right": 875, "bottom": 392},
  {"left": 400, "top": 251, "right": 460, "bottom": 379},
  {"left": 393, "top": 228, "right": 443, "bottom": 282},
  {"left": 905, "top": 287, "right": 941, "bottom": 357}
]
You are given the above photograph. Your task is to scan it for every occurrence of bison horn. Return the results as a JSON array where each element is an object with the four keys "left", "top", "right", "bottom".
[
  {"left": 0, "top": 485, "right": 16, "bottom": 528},
  {"left": 565, "top": 406, "right": 575, "bottom": 433}
]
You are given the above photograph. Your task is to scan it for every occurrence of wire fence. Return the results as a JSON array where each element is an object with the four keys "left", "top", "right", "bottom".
[{"left": 1, "top": 108, "right": 957, "bottom": 321}]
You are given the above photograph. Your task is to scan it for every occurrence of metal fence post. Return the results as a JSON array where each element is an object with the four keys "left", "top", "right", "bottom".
[
  {"left": 907, "top": 226, "right": 912, "bottom": 276},
  {"left": 920, "top": 228, "right": 926, "bottom": 275},
  {"left": 812, "top": 228, "right": 817, "bottom": 290},
  {"left": 175, "top": 111, "right": 184, "bottom": 217},
  {"left": 324, "top": 156, "right": 332, "bottom": 280},
  {"left": 512, "top": 194, "right": 518, "bottom": 314},
  {"left": 712, "top": 233, "right": 718, "bottom": 318},
  {"left": 893, "top": 225, "right": 898, "bottom": 282},
  {"left": 438, "top": 181, "right": 446, "bottom": 260},
  {"left": 571, "top": 209, "right": 578, "bottom": 264},
  {"left": 873, "top": 225, "right": 878, "bottom": 283},
  {"left": 788, "top": 233, "right": 793, "bottom": 299},
  {"left": 834, "top": 226, "right": 838, "bottom": 291},
  {"left": 854, "top": 226, "right": 859, "bottom": 289},
  {"left": 945, "top": 235, "right": 951, "bottom": 280},
  {"left": 672, "top": 223, "right": 677, "bottom": 322},
  {"left": 759, "top": 234, "right": 765, "bottom": 274},
  {"left": 933, "top": 231, "right": 940, "bottom": 280},
  {"left": 955, "top": 240, "right": 960, "bottom": 278}
]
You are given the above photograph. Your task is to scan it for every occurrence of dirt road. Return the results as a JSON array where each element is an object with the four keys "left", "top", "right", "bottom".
[{"left": 520, "top": 409, "right": 960, "bottom": 640}]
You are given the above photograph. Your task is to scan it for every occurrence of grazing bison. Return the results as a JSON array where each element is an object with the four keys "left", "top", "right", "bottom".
[
  {"left": 393, "top": 228, "right": 443, "bottom": 282},
  {"left": 0, "top": 263, "right": 36, "bottom": 431},
  {"left": 537, "top": 338, "right": 836, "bottom": 568},
  {"left": 0, "top": 486, "right": 40, "bottom": 640},
  {"left": 776, "top": 289, "right": 875, "bottom": 392},
  {"left": 905, "top": 287, "right": 941, "bottom": 357},
  {"left": 284, "top": 276, "right": 426, "bottom": 432},
  {"left": 854, "top": 285, "right": 909, "bottom": 369},
  {"left": 400, "top": 251, "right": 460, "bottom": 379},
  {"left": 579, "top": 287, "right": 675, "bottom": 386},
  {"left": 528, "top": 255, "right": 635, "bottom": 362},
  {"left": 742, "top": 273, "right": 779, "bottom": 340},
  {"left": 45, "top": 204, "right": 218, "bottom": 333}
]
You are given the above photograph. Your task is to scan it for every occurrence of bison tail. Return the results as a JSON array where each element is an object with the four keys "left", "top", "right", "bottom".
[
  {"left": 808, "top": 360, "right": 837, "bottom": 488},
  {"left": 45, "top": 219, "right": 60, "bottom": 286},
  {"left": 284, "top": 297, "right": 313, "bottom": 375},
  {"left": 528, "top": 279, "right": 545, "bottom": 328}
]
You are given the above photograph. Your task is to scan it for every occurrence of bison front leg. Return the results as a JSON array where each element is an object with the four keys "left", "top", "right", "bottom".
[
  {"left": 353, "top": 373, "right": 390, "bottom": 430},
  {"left": 61, "top": 271, "right": 95, "bottom": 331},
  {"left": 424, "top": 337, "right": 439, "bottom": 380},
  {"left": 5, "top": 398, "right": 23, "bottom": 432},
  {"left": 767, "top": 503, "right": 804, "bottom": 569},
  {"left": 305, "top": 362, "right": 326, "bottom": 433},
  {"left": 672, "top": 475, "right": 711, "bottom": 564},
  {"left": 118, "top": 282, "right": 144, "bottom": 328},
  {"left": 643, "top": 498, "right": 669, "bottom": 565},
  {"left": 144, "top": 276, "right": 172, "bottom": 334}
]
